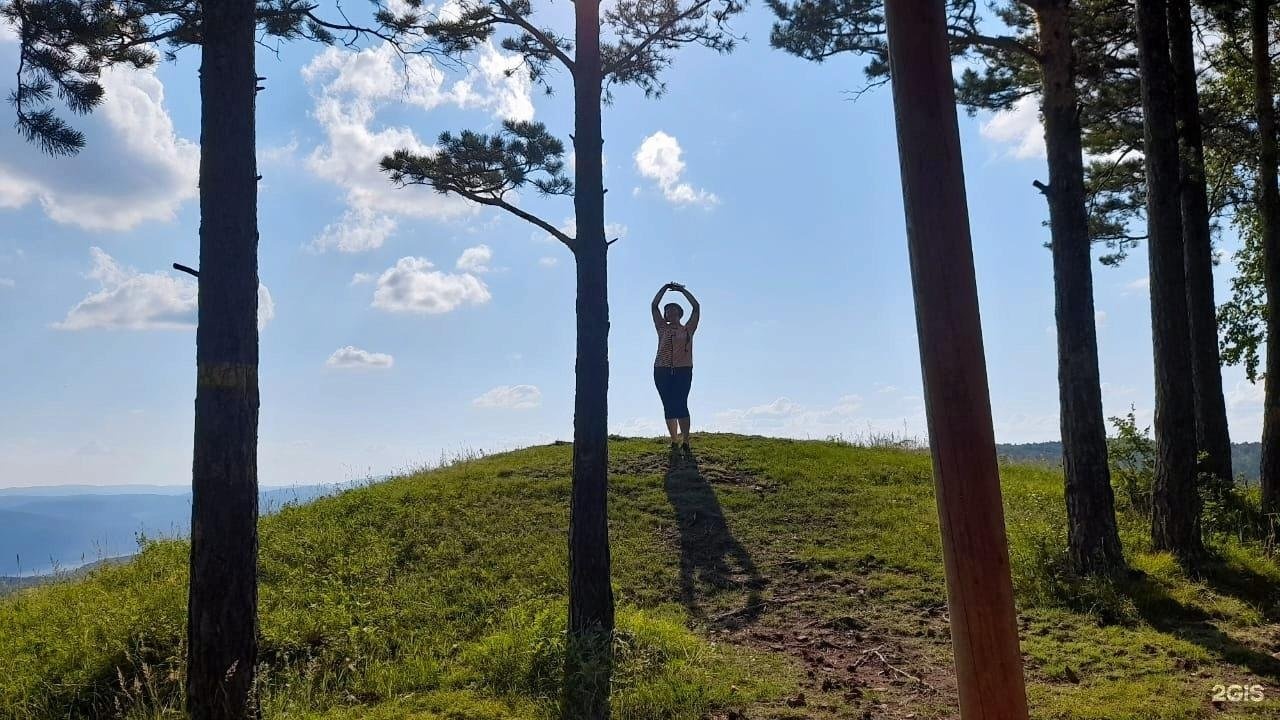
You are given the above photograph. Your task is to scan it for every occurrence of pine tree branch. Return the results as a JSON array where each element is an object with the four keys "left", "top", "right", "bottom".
[
  {"left": 950, "top": 28, "right": 1038, "bottom": 62},
  {"left": 492, "top": 0, "right": 574, "bottom": 72},
  {"left": 465, "top": 193, "right": 575, "bottom": 250},
  {"left": 602, "top": 0, "right": 714, "bottom": 78}
]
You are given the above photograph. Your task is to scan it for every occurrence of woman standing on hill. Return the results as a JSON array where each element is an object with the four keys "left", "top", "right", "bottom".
[{"left": 651, "top": 282, "right": 699, "bottom": 452}]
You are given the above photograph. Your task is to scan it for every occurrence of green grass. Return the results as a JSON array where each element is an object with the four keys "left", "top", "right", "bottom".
[{"left": 3, "top": 434, "right": 1280, "bottom": 719}]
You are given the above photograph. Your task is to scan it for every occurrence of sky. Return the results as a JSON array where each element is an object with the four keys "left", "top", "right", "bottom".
[{"left": 0, "top": 2, "right": 1266, "bottom": 488}]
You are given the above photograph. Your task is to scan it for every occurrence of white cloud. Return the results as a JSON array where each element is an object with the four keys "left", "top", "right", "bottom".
[
  {"left": 712, "top": 395, "right": 869, "bottom": 435},
  {"left": 371, "top": 256, "right": 491, "bottom": 314},
  {"left": 979, "top": 96, "right": 1045, "bottom": 160},
  {"left": 472, "top": 384, "right": 541, "bottom": 409},
  {"left": 301, "top": 40, "right": 534, "bottom": 230},
  {"left": 720, "top": 397, "right": 805, "bottom": 421},
  {"left": 326, "top": 345, "right": 395, "bottom": 369},
  {"left": 1226, "top": 378, "right": 1264, "bottom": 410},
  {"left": 311, "top": 208, "right": 398, "bottom": 253},
  {"left": 1095, "top": 310, "right": 1107, "bottom": 327},
  {"left": 456, "top": 244, "right": 492, "bottom": 273},
  {"left": 257, "top": 285, "right": 275, "bottom": 331},
  {"left": 1123, "top": 276, "right": 1150, "bottom": 295},
  {"left": 1101, "top": 383, "right": 1136, "bottom": 401},
  {"left": 55, "top": 247, "right": 273, "bottom": 331},
  {"left": 55, "top": 248, "right": 196, "bottom": 330},
  {"left": 634, "top": 131, "right": 719, "bottom": 207},
  {"left": 612, "top": 416, "right": 667, "bottom": 437},
  {"left": 538, "top": 256, "right": 558, "bottom": 267},
  {"left": 260, "top": 136, "right": 300, "bottom": 164},
  {"left": 0, "top": 277, "right": 13, "bottom": 288},
  {"left": 351, "top": 272, "right": 375, "bottom": 285},
  {"left": 0, "top": 62, "right": 198, "bottom": 230},
  {"left": 981, "top": 95, "right": 1131, "bottom": 165}
]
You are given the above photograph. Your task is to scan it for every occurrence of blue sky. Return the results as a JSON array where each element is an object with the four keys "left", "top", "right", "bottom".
[{"left": 0, "top": 3, "right": 1264, "bottom": 488}]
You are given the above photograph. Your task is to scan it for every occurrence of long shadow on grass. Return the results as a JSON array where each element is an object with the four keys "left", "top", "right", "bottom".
[
  {"left": 1194, "top": 553, "right": 1280, "bottom": 622},
  {"left": 1121, "top": 568, "right": 1280, "bottom": 681},
  {"left": 663, "top": 448, "right": 765, "bottom": 626}
]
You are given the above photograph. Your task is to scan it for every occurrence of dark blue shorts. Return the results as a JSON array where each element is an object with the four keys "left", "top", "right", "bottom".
[{"left": 654, "top": 366, "right": 693, "bottom": 419}]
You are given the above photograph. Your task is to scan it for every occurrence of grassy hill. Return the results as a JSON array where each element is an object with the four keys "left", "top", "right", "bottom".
[{"left": 3, "top": 434, "right": 1280, "bottom": 719}]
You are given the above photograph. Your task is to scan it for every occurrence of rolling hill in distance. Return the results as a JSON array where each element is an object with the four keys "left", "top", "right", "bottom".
[
  {"left": 995, "top": 441, "right": 1263, "bottom": 482},
  {"left": 0, "top": 483, "right": 343, "bottom": 576}
]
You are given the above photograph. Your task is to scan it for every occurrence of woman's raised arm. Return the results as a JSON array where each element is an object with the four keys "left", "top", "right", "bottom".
[
  {"left": 674, "top": 284, "right": 699, "bottom": 331},
  {"left": 651, "top": 284, "right": 670, "bottom": 325}
]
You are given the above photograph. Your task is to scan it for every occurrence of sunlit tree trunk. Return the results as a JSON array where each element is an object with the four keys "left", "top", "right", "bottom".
[
  {"left": 186, "top": 0, "right": 261, "bottom": 716},
  {"left": 566, "top": 0, "right": 614, "bottom": 714}
]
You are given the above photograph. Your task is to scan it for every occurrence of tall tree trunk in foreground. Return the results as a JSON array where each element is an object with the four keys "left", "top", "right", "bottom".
[
  {"left": 1134, "top": 0, "right": 1204, "bottom": 562},
  {"left": 1253, "top": 0, "right": 1280, "bottom": 518},
  {"left": 883, "top": 0, "right": 1030, "bottom": 716},
  {"left": 186, "top": 0, "right": 261, "bottom": 716},
  {"left": 566, "top": 0, "right": 614, "bottom": 714},
  {"left": 1170, "top": 0, "right": 1234, "bottom": 486},
  {"left": 1036, "top": 0, "right": 1125, "bottom": 575}
]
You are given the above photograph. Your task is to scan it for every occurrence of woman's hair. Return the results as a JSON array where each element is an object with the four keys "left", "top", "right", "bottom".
[{"left": 663, "top": 303, "right": 684, "bottom": 318}]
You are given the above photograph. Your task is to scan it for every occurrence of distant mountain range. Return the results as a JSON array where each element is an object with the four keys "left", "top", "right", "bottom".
[
  {"left": 0, "top": 483, "right": 343, "bottom": 576},
  {"left": 0, "top": 556, "right": 131, "bottom": 595},
  {"left": 995, "top": 441, "right": 1263, "bottom": 483}
]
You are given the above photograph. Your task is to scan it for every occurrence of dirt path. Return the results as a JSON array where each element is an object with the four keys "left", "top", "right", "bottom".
[
  {"left": 627, "top": 446, "right": 961, "bottom": 719},
  {"left": 707, "top": 558, "right": 959, "bottom": 719}
]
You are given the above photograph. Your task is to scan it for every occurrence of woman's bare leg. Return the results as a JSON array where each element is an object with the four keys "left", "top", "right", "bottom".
[
  {"left": 678, "top": 417, "right": 691, "bottom": 445},
  {"left": 666, "top": 418, "right": 680, "bottom": 443}
]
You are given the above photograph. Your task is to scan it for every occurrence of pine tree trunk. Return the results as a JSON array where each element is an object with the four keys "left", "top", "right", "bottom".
[
  {"left": 565, "top": 0, "right": 614, "bottom": 714},
  {"left": 1035, "top": 0, "right": 1125, "bottom": 575},
  {"left": 186, "top": 0, "right": 260, "bottom": 717},
  {"left": 1169, "top": 0, "right": 1233, "bottom": 486},
  {"left": 1134, "top": 0, "right": 1204, "bottom": 562},
  {"left": 882, "top": 1, "right": 1030, "bottom": 714},
  {"left": 1253, "top": 0, "right": 1280, "bottom": 518}
]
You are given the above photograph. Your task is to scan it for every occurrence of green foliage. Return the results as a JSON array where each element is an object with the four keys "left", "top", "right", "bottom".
[
  {"left": 1107, "top": 408, "right": 1156, "bottom": 516},
  {"left": 1219, "top": 207, "right": 1268, "bottom": 380},
  {"left": 1, "top": 0, "right": 421, "bottom": 156},
  {"left": 381, "top": 120, "right": 573, "bottom": 204},
  {"left": 1086, "top": 156, "right": 1148, "bottom": 265},
  {"left": 601, "top": 0, "right": 744, "bottom": 99},
  {"left": 1106, "top": 408, "right": 1266, "bottom": 540},
  {"left": 765, "top": 0, "right": 995, "bottom": 95},
  {"left": 1200, "top": 468, "right": 1266, "bottom": 541},
  {"left": 766, "top": 0, "right": 889, "bottom": 70}
]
